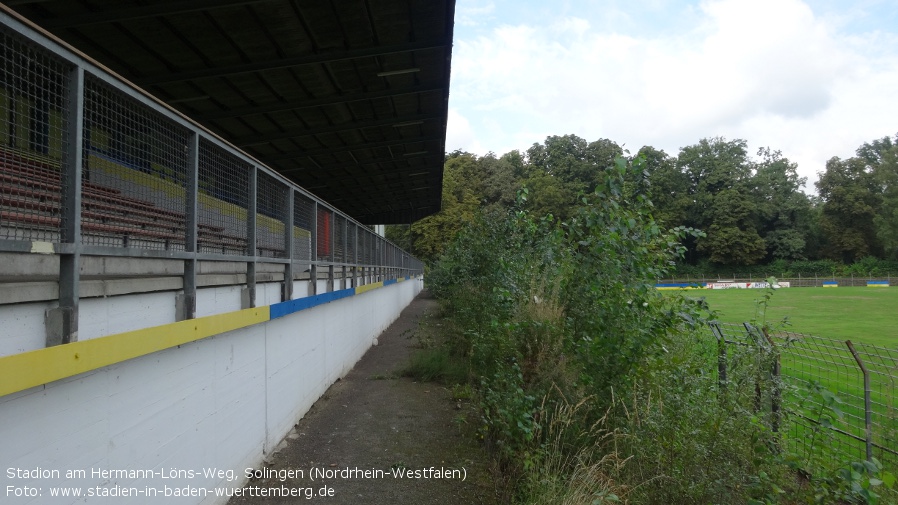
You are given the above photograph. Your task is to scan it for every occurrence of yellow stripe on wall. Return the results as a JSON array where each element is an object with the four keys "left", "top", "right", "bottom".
[
  {"left": 0, "top": 307, "right": 268, "bottom": 398},
  {"left": 355, "top": 281, "right": 385, "bottom": 295}
]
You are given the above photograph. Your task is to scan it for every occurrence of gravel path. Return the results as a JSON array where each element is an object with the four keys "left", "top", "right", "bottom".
[{"left": 228, "top": 291, "right": 497, "bottom": 505}]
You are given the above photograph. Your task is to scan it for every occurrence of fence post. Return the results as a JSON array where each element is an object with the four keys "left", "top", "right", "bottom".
[
  {"left": 50, "top": 65, "right": 86, "bottom": 346},
  {"left": 283, "top": 189, "right": 294, "bottom": 301},
  {"left": 743, "top": 323, "right": 764, "bottom": 413},
  {"left": 762, "top": 327, "right": 781, "bottom": 440},
  {"left": 710, "top": 323, "right": 727, "bottom": 398},
  {"left": 244, "top": 166, "right": 257, "bottom": 309},
  {"left": 309, "top": 202, "right": 318, "bottom": 295},
  {"left": 846, "top": 340, "right": 873, "bottom": 461},
  {"left": 180, "top": 132, "right": 199, "bottom": 321}
]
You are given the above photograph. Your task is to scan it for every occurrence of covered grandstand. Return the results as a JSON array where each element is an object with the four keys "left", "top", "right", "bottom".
[{"left": 0, "top": 2, "right": 452, "bottom": 501}]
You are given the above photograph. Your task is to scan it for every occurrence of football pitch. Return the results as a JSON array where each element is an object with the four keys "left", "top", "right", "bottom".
[
  {"left": 685, "top": 286, "right": 898, "bottom": 468},
  {"left": 686, "top": 286, "right": 898, "bottom": 348}
]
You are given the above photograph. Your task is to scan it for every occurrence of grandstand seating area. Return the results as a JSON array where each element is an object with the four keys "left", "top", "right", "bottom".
[{"left": 1, "top": 148, "right": 265, "bottom": 254}]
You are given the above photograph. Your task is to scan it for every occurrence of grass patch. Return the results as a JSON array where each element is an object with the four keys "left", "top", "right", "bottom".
[
  {"left": 401, "top": 347, "right": 469, "bottom": 384},
  {"left": 690, "top": 286, "right": 898, "bottom": 474},
  {"left": 692, "top": 287, "right": 898, "bottom": 347}
]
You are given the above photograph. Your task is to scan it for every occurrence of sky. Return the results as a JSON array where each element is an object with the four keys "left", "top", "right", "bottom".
[{"left": 445, "top": 0, "right": 898, "bottom": 191}]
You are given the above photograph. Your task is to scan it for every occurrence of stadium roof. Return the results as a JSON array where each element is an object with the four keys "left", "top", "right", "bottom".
[{"left": 8, "top": 0, "right": 455, "bottom": 224}]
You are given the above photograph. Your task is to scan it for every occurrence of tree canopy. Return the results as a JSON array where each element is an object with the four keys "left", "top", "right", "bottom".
[{"left": 389, "top": 133, "right": 898, "bottom": 270}]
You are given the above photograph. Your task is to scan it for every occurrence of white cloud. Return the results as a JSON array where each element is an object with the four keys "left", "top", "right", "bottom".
[
  {"left": 447, "top": 0, "right": 898, "bottom": 189},
  {"left": 455, "top": 0, "right": 496, "bottom": 27},
  {"left": 446, "top": 108, "right": 485, "bottom": 154}
]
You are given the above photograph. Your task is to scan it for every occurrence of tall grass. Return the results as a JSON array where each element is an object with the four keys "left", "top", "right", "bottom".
[{"left": 426, "top": 158, "right": 895, "bottom": 504}]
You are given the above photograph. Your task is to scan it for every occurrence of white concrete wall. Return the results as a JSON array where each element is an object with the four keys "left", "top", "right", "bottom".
[
  {"left": 0, "top": 301, "right": 55, "bottom": 357},
  {"left": 0, "top": 281, "right": 290, "bottom": 356},
  {"left": 0, "top": 278, "right": 422, "bottom": 504}
]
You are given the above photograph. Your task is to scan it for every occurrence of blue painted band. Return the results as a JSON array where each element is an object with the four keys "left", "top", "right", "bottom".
[
  {"left": 270, "top": 288, "right": 356, "bottom": 319},
  {"left": 384, "top": 278, "right": 397, "bottom": 286}
]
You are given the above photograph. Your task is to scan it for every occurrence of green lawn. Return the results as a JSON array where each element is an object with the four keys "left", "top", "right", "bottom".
[
  {"left": 686, "top": 287, "right": 898, "bottom": 348},
  {"left": 682, "top": 287, "right": 898, "bottom": 468}
]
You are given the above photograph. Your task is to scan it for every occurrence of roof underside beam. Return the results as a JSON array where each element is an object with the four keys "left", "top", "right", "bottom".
[
  {"left": 37, "top": 0, "right": 280, "bottom": 28},
  {"left": 286, "top": 158, "right": 443, "bottom": 186},
  {"left": 235, "top": 113, "right": 441, "bottom": 147},
  {"left": 198, "top": 84, "right": 443, "bottom": 121},
  {"left": 139, "top": 41, "right": 446, "bottom": 86},
  {"left": 268, "top": 135, "right": 443, "bottom": 162}
]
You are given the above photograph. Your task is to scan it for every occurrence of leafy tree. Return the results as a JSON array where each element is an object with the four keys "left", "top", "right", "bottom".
[
  {"left": 409, "top": 152, "right": 481, "bottom": 262},
  {"left": 868, "top": 135, "right": 898, "bottom": 259},
  {"left": 527, "top": 135, "right": 622, "bottom": 189},
  {"left": 477, "top": 152, "right": 520, "bottom": 211},
  {"left": 816, "top": 155, "right": 882, "bottom": 262},
  {"left": 639, "top": 145, "right": 690, "bottom": 227},
  {"left": 753, "top": 147, "right": 813, "bottom": 260},
  {"left": 677, "top": 137, "right": 766, "bottom": 265},
  {"left": 385, "top": 224, "right": 412, "bottom": 251},
  {"left": 398, "top": 133, "right": 898, "bottom": 270}
]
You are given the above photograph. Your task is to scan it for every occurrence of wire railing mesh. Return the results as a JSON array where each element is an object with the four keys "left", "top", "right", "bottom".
[
  {"left": 334, "top": 214, "right": 346, "bottom": 264},
  {"left": 316, "top": 205, "right": 333, "bottom": 263},
  {"left": 83, "top": 75, "right": 190, "bottom": 251},
  {"left": 256, "top": 171, "right": 286, "bottom": 259},
  {"left": 0, "top": 14, "right": 424, "bottom": 299},
  {"left": 197, "top": 139, "right": 251, "bottom": 256},
  {"left": 346, "top": 221, "right": 356, "bottom": 264},
  {"left": 710, "top": 323, "right": 897, "bottom": 468},
  {"left": 293, "top": 193, "right": 313, "bottom": 263},
  {"left": 0, "top": 29, "right": 69, "bottom": 243}
]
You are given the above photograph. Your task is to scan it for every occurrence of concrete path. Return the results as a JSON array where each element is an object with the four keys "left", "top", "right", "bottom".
[{"left": 228, "top": 292, "right": 497, "bottom": 505}]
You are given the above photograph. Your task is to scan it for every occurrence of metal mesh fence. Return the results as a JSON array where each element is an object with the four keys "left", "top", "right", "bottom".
[
  {"left": 361, "top": 227, "right": 371, "bottom": 264},
  {"left": 853, "top": 343, "right": 898, "bottom": 464},
  {"left": 293, "top": 193, "right": 313, "bottom": 263},
  {"left": 1, "top": 18, "right": 425, "bottom": 279},
  {"left": 82, "top": 75, "right": 190, "bottom": 251},
  {"left": 346, "top": 221, "right": 356, "bottom": 264},
  {"left": 334, "top": 214, "right": 346, "bottom": 263},
  {"left": 316, "top": 205, "right": 333, "bottom": 263},
  {"left": 0, "top": 29, "right": 69, "bottom": 243},
  {"left": 197, "top": 139, "right": 249, "bottom": 255},
  {"left": 256, "top": 171, "right": 286, "bottom": 258},
  {"left": 710, "top": 323, "right": 898, "bottom": 468},
  {"left": 777, "top": 332, "right": 870, "bottom": 463}
]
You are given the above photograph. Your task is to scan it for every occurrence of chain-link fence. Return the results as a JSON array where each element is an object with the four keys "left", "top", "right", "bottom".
[
  {"left": 0, "top": 12, "right": 424, "bottom": 342},
  {"left": 710, "top": 323, "right": 898, "bottom": 468}
]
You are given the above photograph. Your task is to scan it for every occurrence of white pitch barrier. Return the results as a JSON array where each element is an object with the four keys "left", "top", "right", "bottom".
[{"left": 705, "top": 281, "right": 791, "bottom": 290}]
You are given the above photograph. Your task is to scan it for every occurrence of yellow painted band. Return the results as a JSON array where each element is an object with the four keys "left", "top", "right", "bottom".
[
  {"left": 0, "top": 307, "right": 269, "bottom": 398},
  {"left": 355, "top": 281, "right": 385, "bottom": 295}
]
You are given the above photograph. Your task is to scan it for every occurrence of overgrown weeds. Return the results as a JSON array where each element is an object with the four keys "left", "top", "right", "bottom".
[{"left": 422, "top": 155, "right": 894, "bottom": 504}]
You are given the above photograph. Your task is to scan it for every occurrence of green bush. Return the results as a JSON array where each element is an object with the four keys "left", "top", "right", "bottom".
[{"left": 425, "top": 156, "right": 898, "bottom": 504}]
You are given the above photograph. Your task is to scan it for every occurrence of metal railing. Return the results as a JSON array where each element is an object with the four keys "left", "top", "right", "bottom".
[
  {"left": 0, "top": 11, "right": 424, "bottom": 345},
  {"left": 710, "top": 323, "right": 897, "bottom": 468}
]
